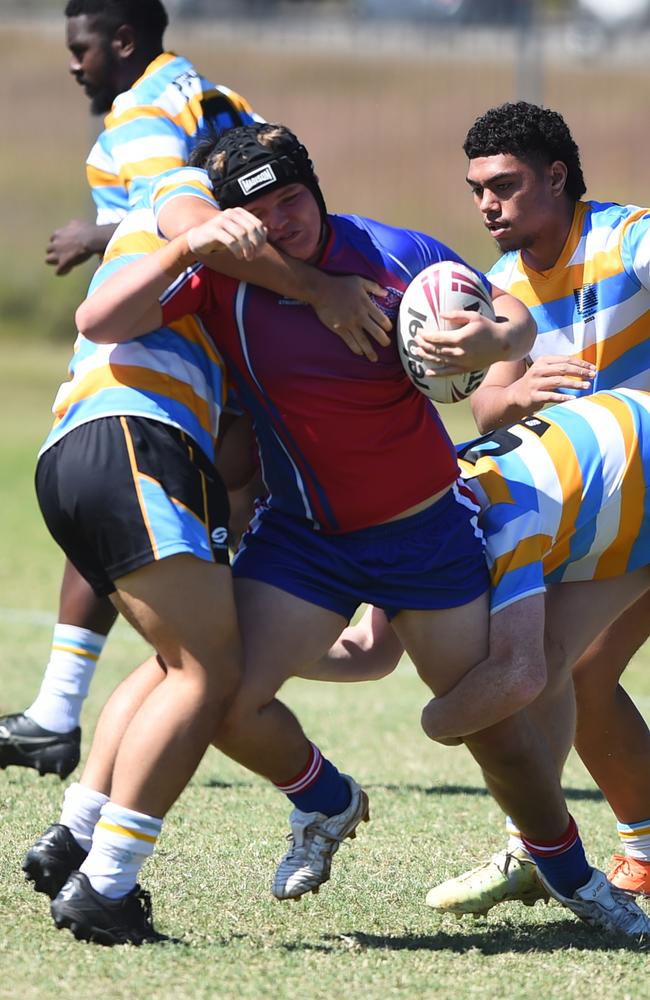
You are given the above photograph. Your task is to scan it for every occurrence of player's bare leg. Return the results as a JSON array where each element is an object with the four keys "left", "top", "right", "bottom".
[
  {"left": 393, "top": 595, "right": 571, "bottom": 839},
  {"left": 106, "top": 556, "right": 240, "bottom": 815},
  {"left": 36, "top": 554, "right": 243, "bottom": 945},
  {"left": 214, "top": 579, "right": 370, "bottom": 900},
  {"left": 79, "top": 656, "right": 165, "bottom": 795},
  {"left": 0, "top": 560, "right": 118, "bottom": 778},
  {"left": 57, "top": 559, "right": 118, "bottom": 634}
]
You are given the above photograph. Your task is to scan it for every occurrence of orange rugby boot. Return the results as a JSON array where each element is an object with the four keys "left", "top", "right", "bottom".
[{"left": 608, "top": 854, "right": 650, "bottom": 896}]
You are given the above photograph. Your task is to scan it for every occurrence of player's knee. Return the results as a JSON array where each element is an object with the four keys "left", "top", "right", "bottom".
[{"left": 212, "top": 684, "right": 270, "bottom": 747}]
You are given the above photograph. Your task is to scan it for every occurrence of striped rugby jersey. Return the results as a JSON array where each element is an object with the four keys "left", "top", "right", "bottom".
[
  {"left": 458, "top": 389, "right": 650, "bottom": 614},
  {"left": 88, "top": 52, "right": 259, "bottom": 224},
  {"left": 488, "top": 201, "right": 650, "bottom": 395},
  {"left": 39, "top": 208, "right": 226, "bottom": 463}
]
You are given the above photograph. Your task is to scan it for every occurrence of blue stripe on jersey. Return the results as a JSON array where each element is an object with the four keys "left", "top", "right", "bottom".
[
  {"left": 216, "top": 338, "right": 339, "bottom": 529},
  {"left": 597, "top": 339, "right": 650, "bottom": 391},
  {"left": 591, "top": 201, "right": 643, "bottom": 232},
  {"left": 87, "top": 254, "right": 148, "bottom": 294},
  {"left": 621, "top": 212, "right": 650, "bottom": 273},
  {"left": 540, "top": 407, "right": 604, "bottom": 581},
  {"left": 490, "top": 561, "right": 546, "bottom": 612},
  {"left": 149, "top": 178, "right": 215, "bottom": 214},
  {"left": 129, "top": 326, "right": 224, "bottom": 377},
  {"left": 53, "top": 388, "right": 215, "bottom": 459},
  {"left": 626, "top": 401, "right": 650, "bottom": 571},
  {"left": 102, "top": 116, "right": 187, "bottom": 146},
  {"left": 475, "top": 448, "right": 541, "bottom": 523},
  {"left": 529, "top": 270, "right": 639, "bottom": 338},
  {"left": 91, "top": 185, "right": 130, "bottom": 219}
]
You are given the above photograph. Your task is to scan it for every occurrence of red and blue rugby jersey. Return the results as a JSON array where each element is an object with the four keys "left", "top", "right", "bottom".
[{"left": 161, "top": 213, "right": 484, "bottom": 533}]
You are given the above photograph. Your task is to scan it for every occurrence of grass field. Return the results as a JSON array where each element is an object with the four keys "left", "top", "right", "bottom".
[{"left": 1, "top": 343, "right": 649, "bottom": 1000}]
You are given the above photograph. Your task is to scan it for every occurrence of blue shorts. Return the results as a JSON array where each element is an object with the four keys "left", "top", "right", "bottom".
[{"left": 232, "top": 483, "right": 489, "bottom": 620}]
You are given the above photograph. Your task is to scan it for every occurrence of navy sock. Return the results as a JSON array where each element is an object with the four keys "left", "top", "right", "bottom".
[
  {"left": 521, "top": 815, "right": 591, "bottom": 898},
  {"left": 275, "top": 744, "right": 352, "bottom": 817}
]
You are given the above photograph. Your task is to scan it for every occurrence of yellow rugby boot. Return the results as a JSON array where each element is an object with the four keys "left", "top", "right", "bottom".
[{"left": 425, "top": 847, "right": 549, "bottom": 916}]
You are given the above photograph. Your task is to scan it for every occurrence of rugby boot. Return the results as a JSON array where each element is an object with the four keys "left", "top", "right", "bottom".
[
  {"left": 608, "top": 854, "right": 650, "bottom": 897},
  {"left": 273, "top": 775, "right": 370, "bottom": 900},
  {"left": 425, "top": 846, "right": 549, "bottom": 916},
  {"left": 23, "top": 823, "right": 88, "bottom": 899},
  {"left": 0, "top": 712, "right": 80, "bottom": 778},
  {"left": 51, "top": 871, "right": 169, "bottom": 946},
  {"left": 539, "top": 866, "right": 650, "bottom": 938}
]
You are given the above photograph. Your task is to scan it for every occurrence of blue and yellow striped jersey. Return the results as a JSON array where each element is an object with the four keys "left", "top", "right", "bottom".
[
  {"left": 488, "top": 201, "right": 650, "bottom": 394},
  {"left": 459, "top": 389, "right": 650, "bottom": 613},
  {"left": 88, "top": 52, "right": 259, "bottom": 224},
  {"left": 40, "top": 208, "right": 227, "bottom": 463},
  {"left": 149, "top": 165, "right": 216, "bottom": 216}
]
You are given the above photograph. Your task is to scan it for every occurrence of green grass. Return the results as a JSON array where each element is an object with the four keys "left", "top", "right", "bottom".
[{"left": 1, "top": 342, "right": 649, "bottom": 999}]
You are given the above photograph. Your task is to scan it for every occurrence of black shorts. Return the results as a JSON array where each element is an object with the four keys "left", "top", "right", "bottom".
[{"left": 36, "top": 416, "right": 230, "bottom": 597}]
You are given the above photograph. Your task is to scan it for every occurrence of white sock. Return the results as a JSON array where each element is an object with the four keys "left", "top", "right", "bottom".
[
  {"left": 617, "top": 818, "right": 650, "bottom": 861},
  {"left": 80, "top": 802, "right": 162, "bottom": 899},
  {"left": 25, "top": 624, "right": 107, "bottom": 732},
  {"left": 59, "top": 782, "right": 109, "bottom": 852},
  {"left": 505, "top": 816, "right": 527, "bottom": 855}
]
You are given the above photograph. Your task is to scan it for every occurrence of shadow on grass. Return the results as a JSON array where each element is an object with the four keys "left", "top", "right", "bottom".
[
  {"left": 318, "top": 922, "right": 645, "bottom": 954},
  {"left": 199, "top": 779, "right": 603, "bottom": 802},
  {"left": 202, "top": 779, "right": 257, "bottom": 789},
  {"left": 366, "top": 783, "right": 604, "bottom": 802}
]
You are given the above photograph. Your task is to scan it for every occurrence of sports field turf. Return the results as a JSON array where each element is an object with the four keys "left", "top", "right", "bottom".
[{"left": 2, "top": 18, "right": 650, "bottom": 999}]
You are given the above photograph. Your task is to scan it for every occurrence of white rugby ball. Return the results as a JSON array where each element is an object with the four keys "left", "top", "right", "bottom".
[{"left": 397, "top": 260, "right": 495, "bottom": 404}]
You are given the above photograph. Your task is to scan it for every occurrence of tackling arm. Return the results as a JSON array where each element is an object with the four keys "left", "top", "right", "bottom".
[
  {"left": 157, "top": 194, "right": 392, "bottom": 361},
  {"left": 296, "top": 606, "right": 404, "bottom": 683}
]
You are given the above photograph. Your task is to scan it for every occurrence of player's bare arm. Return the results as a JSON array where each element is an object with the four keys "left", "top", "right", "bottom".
[
  {"left": 471, "top": 355, "right": 597, "bottom": 433},
  {"left": 158, "top": 194, "right": 392, "bottom": 362},
  {"left": 300, "top": 606, "right": 403, "bottom": 684},
  {"left": 76, "top": 210, "right": 265, "bottom": 343},
  {"left": 413, "top": 289, "right": 536, "bottom": 375},
  {"left": 45, "top": 220, "right": 119, "bottom": 276}
]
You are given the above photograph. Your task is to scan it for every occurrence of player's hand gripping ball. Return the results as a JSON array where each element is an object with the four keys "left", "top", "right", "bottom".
[{"left": 397, "top": 260, "right": 495, "bottom": 403}]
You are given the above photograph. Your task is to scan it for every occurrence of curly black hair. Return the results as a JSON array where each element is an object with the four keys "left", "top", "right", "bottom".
[
  {"left": 463, "top": 102, "right": 586, "bottom": 201},
  {"left": 64, "top": 0, "right": 168, "bottom": 43}
]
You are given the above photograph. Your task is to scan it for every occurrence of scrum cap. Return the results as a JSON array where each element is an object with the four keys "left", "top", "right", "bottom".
[{"left": 208, "top": 124, "right": 328, "bottom": 221}]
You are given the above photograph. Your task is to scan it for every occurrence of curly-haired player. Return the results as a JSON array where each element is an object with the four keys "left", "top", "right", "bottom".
[{"left": 425, "top": 101, "right": 650, "bottom": 912}]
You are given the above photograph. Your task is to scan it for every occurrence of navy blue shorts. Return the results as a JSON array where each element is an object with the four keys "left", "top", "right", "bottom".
[{"left": 232, "top": 483, "right": 488, "bottom": 620}]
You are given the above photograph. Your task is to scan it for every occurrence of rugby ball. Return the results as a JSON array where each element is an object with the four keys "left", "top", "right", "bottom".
[{"left": 397, "top": 260, "right": 495, "bottom": 404}]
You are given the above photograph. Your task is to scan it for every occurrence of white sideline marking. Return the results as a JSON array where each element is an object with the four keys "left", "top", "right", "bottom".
[{"left": 0, "top": 607, "right": 144, "bottom": 642}]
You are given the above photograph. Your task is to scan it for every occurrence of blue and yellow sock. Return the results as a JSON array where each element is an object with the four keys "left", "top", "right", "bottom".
[
  {"left": 26, "top": 624, "right": 106, "bottom": 732},
  {"left": 80, "top": 801, "right": 162, "bottom": 899}
]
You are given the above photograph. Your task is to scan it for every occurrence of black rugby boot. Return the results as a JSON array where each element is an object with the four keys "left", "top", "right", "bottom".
[
  {"left": 51, "top": 872, "right": 170, "bottom": 946},
  {"left": 0, "top": 713, "right": 80, "bottom": 778},
  {"left": 23, "top": 823, "right": 88, "bottom": 899}
]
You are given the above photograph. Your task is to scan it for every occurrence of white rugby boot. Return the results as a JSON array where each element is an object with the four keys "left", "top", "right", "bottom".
[
  {"left": 272, "top": 775, "right": 370, "bottom": 901},
  {"left": 539, "top": 867, "right": 650, "bottom": 938}
]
